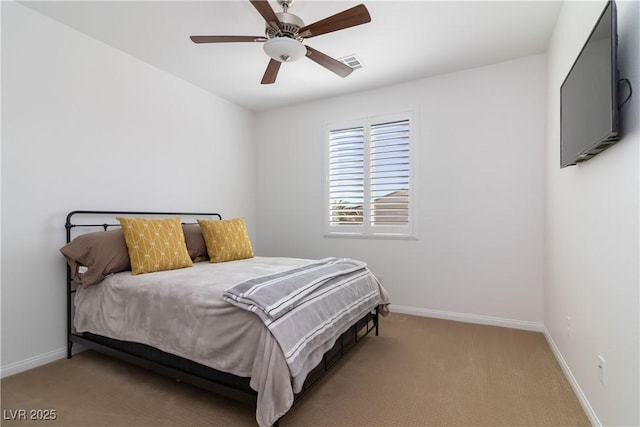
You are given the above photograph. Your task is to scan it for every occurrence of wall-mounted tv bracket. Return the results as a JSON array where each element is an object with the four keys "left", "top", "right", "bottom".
[{"left": 618, "top": 78, "right": 633, "bottom": 108}]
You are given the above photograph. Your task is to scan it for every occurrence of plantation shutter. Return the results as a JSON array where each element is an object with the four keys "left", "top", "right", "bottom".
[
  {"left": 369, "top": 119, "right": 411, "bottom": 226},
  {"left": 326, "top": 112, "right": 415, "bottom": 237},
  {"left": 328, "top": 126, "right": 365, "bottom": 225}
]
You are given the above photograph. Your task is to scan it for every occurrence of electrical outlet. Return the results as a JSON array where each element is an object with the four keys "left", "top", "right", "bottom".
[
  {"left": 566, "top": 316, "right": 571, "bottom": 338},
  {"left": 598, "top": 355, "right": 606, "bottom": 385}
]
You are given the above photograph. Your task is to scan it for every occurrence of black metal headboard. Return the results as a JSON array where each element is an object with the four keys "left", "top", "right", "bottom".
[
  {"left": 64, "top": 210, "right": 222, "bottom": 357},
  {"left": 65, "top": 210, "right": 222, "bottom": 243}
]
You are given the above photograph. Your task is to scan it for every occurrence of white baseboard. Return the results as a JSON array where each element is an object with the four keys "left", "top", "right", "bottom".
[
  {"left": 389, "top": 304, "right": 545, "bottom": 332},
  {"left": 1, "top": 347, "right": 68, "bottom": 378},
  {"left": 543, "top": 327, "right": 601, "bottom": 427}
]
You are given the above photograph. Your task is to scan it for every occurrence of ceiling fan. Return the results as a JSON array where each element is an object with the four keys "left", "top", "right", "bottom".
[{"left": 190, "top": 0, "right": 371, "bottom": 84}]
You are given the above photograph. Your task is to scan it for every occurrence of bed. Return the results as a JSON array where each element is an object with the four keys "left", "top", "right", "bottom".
[{"left": 62, "top": 210, "right": 389, "bottom": 427}]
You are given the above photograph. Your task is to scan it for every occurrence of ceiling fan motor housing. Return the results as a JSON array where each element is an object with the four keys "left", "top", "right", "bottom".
[{"left": 266, "top": 12, "right": 304, "bottom": 41}]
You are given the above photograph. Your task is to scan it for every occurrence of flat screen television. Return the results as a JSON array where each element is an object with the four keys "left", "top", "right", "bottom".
[{"left": 560, "top": 0, "right": 619, "bottom": 168}]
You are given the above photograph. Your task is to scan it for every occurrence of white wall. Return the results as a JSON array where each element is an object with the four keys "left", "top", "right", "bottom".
[
  {"left": 544, "top": 1, "right": 639, "bottom": 426},
  {"left": 255, "top": 55, "right": 546, "bottom": 330},
  {"left": 1, "top": 2, "right": 256, "bottom": 375},
  {"left": 6, "top": 3, "right": 635, "bottom": 425}
]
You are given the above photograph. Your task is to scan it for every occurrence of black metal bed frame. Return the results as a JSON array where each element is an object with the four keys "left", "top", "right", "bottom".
[{"left": 65, "top": 210, "right": 379, "bottom": 425}]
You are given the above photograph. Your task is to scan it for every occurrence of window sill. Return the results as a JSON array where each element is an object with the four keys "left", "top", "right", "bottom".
[{"left": 323, "top": 233, "right": 418, "bottom": 241}]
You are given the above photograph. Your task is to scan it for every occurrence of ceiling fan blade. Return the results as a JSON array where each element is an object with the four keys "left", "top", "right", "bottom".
[
  {"left": 261, "top": 59, "right": 281, "bottom": 84},
  {"left": 190, "top": 35, "right": 267, "bottom": 43},
  {"left": 305, "top": 46, "right": 353, "bottom": 78},
  {"left": 299, "top": 4, "right": 371, "bottom": 39},
  {"left": 250, "top": 0, "right": 283, "bottom": 32}
]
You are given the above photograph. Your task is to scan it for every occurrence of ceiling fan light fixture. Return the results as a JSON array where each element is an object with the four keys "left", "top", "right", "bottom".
[{"left": 263, "top": 37, "right": 306, "bottom": 62}]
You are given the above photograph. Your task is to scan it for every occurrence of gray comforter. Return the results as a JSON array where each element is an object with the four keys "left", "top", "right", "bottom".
[{"left": 74, "top": 257, "right": 389, "bottom": 427}]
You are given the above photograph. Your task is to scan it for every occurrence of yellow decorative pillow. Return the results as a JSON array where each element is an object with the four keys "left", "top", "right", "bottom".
[
  {"left": 117, "top": 217, "right": 193, "bottom": 275},
  {"left": 198, "top": 218, "right": 254, "bottom": 263}
]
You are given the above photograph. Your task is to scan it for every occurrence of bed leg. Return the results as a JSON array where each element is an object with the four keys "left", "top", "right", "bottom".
[
  {"left": 375, "top": 306, "right": 379, "bottom": 337},
  {"left": 67, "top": 340, "right": 73, "bottom": 359}
]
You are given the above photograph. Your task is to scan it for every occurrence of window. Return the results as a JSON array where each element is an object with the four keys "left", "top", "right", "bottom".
[{"left": 325, "top": 112, "right": 416, "bottom": 238}]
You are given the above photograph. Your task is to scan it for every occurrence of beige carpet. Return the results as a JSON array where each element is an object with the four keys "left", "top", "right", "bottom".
[{"left": 1, "top": 314, "right": 590, "bottom": 426}]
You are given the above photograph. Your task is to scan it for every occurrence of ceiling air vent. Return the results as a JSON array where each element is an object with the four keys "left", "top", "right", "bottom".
[{"left": 338, "top": 54, "right": 364, "bottom": 70}]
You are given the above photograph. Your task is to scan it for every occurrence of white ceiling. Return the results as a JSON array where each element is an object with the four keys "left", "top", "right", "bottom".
[{"left": 21, "top": 0, "right": 562, "bottom": 112}]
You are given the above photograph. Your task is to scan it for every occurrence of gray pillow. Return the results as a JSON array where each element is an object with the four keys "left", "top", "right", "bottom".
[
  {"left": 60, "top": 229, "right": 130, "bottom": 287},
  {"left": 182, "top": 223, "right": 209, "bottom": 263}
]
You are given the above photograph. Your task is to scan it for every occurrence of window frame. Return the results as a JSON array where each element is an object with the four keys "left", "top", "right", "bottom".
[{"left": 324, "top": 111, "right": 418, "bottom": 239}]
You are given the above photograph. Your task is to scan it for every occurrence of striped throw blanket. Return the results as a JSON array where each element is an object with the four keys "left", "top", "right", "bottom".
[{"left": 223, "top": 257, "right": 386, "bottom": 378}]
